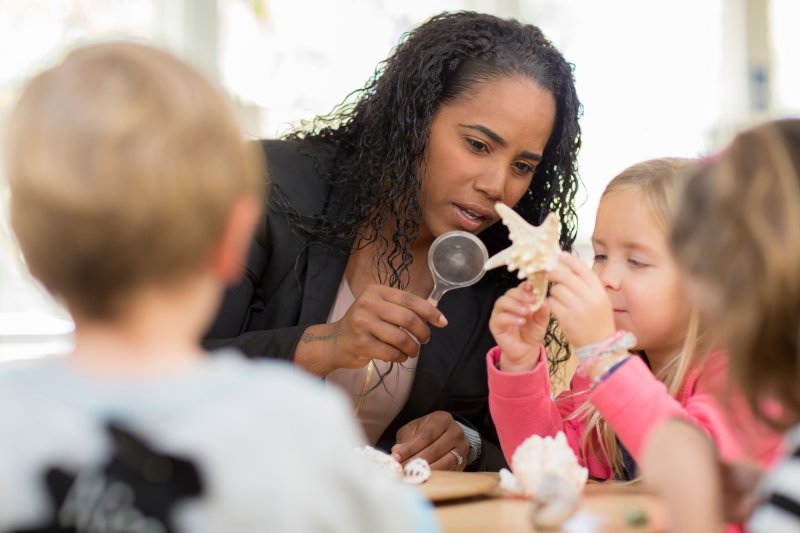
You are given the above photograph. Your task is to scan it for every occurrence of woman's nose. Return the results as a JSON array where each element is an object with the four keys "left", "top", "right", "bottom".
[{"left": 473, "top": 167, "right": 506, "bottom": 202}]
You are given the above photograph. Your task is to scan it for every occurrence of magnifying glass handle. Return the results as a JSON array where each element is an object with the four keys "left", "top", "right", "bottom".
[{"left": 427, "top": 284, "right": 447, "bottom": 306}]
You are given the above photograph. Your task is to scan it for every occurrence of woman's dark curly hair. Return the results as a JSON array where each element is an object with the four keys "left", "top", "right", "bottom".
[{"left": 279, "top": 11, "right": 582, "bottom": 372}]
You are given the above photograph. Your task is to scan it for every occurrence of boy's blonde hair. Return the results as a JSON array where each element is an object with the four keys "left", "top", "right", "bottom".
[
  {"left": 672, "top": 119, "right": 800, "bottom": 430},
  {"left": 573, "top": 157, "right": 705, "bottom": 477},
  {"left": 5, "top": 42, "right": 263, "bottom": 319}
]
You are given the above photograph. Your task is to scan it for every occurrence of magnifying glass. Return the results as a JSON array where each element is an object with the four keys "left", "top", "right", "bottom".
[
  {"left": 427, "top": 230, "right": 488, "bottom": 305},
  {"left": 399, "top": 231, "right": 488, "bottom": 346}
]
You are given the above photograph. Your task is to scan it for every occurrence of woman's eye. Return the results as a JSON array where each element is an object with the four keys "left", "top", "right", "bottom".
[
  {"left": 466, "top": 137, "right": 488, "bottom": 153},
  {"left": 513, "top": 161, "right": 535, "bottom": 175}
]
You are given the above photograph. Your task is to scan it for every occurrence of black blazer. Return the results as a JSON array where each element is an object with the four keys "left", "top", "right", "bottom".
[{"left": 204, "top": 140, "right": 508, "bottom": 471}]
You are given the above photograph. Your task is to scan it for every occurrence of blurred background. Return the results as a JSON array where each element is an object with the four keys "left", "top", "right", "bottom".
[{"left": 1, "top": 0, "right": 798, "bottom": 360}]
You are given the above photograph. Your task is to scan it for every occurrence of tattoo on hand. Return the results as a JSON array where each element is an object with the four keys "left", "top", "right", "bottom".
[{"left": 300, "top": 328, "right": 343, "bottom": 344}]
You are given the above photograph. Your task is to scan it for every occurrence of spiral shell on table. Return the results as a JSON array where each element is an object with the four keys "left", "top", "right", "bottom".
[
  {"left": 354, "top": 446, "right": 431, "bottom": 484},
  {"left": 402, "top": 457, "right": 432, "bottom": 485}
]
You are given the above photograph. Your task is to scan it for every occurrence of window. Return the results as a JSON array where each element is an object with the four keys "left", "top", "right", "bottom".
[
  {"left": 0, "top": 0, "right": 156, "bottom": 360},
  {"left": 1, "top": 0, "right": 797, "bottom": 360}
]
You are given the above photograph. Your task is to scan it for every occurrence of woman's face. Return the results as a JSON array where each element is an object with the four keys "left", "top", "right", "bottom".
[{"left": 418, "top": 75, "right": 556, "bottom": 240}]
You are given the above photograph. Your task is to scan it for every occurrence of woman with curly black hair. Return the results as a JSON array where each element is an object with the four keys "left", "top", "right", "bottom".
[{"left": 205, "top": 11, "right": 582, "bottom": 472}]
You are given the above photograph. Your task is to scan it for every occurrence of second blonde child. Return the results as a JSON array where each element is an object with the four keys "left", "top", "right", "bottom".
[{"left": 643, "top": 118, "right": 800, "bottom": 533}]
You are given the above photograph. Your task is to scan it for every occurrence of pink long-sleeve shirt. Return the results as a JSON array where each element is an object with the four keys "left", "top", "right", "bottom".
[{"left": 488, "top": 346, "right": 782, "bottom": 479}]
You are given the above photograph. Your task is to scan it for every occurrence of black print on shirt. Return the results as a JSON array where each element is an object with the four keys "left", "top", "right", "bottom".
[{"left": 12, "top": 422, "right": 203, "bottom": 533}]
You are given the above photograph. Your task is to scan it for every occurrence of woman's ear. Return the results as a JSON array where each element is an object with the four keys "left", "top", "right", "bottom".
[{"left": 210, "top": 194, "right": 262, "bottom": 284}]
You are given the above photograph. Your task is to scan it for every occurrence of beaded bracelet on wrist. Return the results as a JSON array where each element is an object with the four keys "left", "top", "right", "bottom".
[{"left": 575, "top": 330, "right": 636, "bottom": 378}]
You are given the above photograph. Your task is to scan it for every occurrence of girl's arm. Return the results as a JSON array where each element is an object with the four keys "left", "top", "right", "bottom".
[
  {"left": 487, "top": 345, "right": 612, "bottom": 478},
  {"left": 487, "top": 279, "right": 613, "bottom": 478},
  {"left": 641, "top": 417, "right": 724, "bottom": 533},
  {"left": 590, "top": 352, "right": 782, "bottom": 467}
]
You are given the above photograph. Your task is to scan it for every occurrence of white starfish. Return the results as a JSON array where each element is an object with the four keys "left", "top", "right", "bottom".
[{"left": 484, "top": 204, "right": 561, "bottom": 311}]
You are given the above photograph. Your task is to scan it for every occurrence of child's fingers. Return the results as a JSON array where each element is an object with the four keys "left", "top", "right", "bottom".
[
  {"left": 513, "top": 281, "right": 539, "bottom": 300},
  {"left": 546, "top": 262, "right": 587, "bottom": 294},
  {"left": 494, "top": 282, "right": 536, "bottom": 311},
  {"left": 546, "top": 275, "right": 582, "bottom": 309},
  {"left": 492, "top": 294, "right": 534, "bottom": 321},
  {"left": 498, "top": 292, "right": 530, "bottom": 310},
  {"left": 556, "top": 251, "right": 602, "bottom": 288},
  {"left": 546, "top": 295, "right": 572, "bottom": 326},
  {"left": 491, "top": 310, "right": 528, "bottom": 330},
  {"left": 531, "top": 301, "right": 551, "bottom": 322}
]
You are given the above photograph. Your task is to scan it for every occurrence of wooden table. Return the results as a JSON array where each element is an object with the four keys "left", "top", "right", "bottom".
[{"left": 423, "top": 473, "right": 668, "bottom": 533}]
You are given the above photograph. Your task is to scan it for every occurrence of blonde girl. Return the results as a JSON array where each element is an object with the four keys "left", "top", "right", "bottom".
[{"left": 487, "top": 158, "right": 781, "bottom": 480}]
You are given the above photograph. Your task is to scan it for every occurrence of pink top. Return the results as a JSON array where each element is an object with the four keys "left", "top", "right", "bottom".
[{"left": 488, "top": 346, "right": 782, "bottom": 479}]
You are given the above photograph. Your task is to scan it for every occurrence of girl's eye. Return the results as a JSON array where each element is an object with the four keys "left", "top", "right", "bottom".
[
  {"left": 593, "top": 254, "right": 607, "bottom": 263},
  {"left": 466, "top": 137, "right": 488, "bottom": 153},
  {"left": 628, "top": 258, "right": 648, "bottom": 268},
  {"left": 512, "top": 161, "right": 535, "bottom": 175}
]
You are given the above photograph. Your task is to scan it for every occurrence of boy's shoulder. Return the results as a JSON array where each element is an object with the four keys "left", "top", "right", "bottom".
[
  {"left": 0, "top": 352, "right": 346, "bottom": 416},
  {"left": 198, "top": 351, "right": 357, "bottom": 430},
  {"left": 0, "top": 357, "right": 62, "bottom": 396}
]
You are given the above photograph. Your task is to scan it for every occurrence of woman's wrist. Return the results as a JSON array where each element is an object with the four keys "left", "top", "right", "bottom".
[{"left": 294, "top": 323, "right": 339, "bottom": 377}]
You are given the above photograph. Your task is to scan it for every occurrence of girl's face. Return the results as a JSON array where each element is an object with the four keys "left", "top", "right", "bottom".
[
  {"left": 418, "top": 75, "right": 556, "bottom": 241},
  {"left": 591, "top": 189, "right": 692, "bottom": 356}
]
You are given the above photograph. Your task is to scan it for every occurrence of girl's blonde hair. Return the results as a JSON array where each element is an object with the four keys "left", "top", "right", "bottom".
[
  {"left": 671, "top": 119, "right": 800, "bottom": 430},
  {"left": 572, "top": 157, "right": 705, "bottom": 477},
  {"left": 5, "top": 42, "right": 263, "bottom": 319}
]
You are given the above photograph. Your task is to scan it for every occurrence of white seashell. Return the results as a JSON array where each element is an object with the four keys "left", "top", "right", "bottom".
[
  {"left": 511, "top": 432, "right": 588, "bottom": 499},
  {"left": 530, "top": 474, "right": 581, "bottom": 528},
  {"left": 354, "top": 446, "right": 431, "bottom": 485},
  {"left": 498, "top": 467, "right": 521, "bottom": 494},
  {"left": 354, "top": 445, "right": 403, "bottom": 479},
  {"left": 496, "top": 433, "right": 587, "bottom": 528},
  {"left": 484, "top": 205, "right": 561, "bottom": 312},
  {"left": 402, "top": 457, "right": 431, "bottom": 485}
]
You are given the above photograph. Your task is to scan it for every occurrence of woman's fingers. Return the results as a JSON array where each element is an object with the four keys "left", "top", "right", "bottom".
[
  {"left": 392, "top": 412, "right": 468, "bottom": 471},
  {"left": 376, "top": 286, "right": 448, "bottom": 328},
  {"left": 342, "top": 285, "right": 452, "bottom": 364},
  {"left": 370, "top": 321, "right": 422, "bottom": 360}
]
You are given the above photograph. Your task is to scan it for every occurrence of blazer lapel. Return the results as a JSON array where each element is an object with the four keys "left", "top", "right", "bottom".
[
  {"left": 297, "top": 242, "right": 348, "bottom": 325},
  {"left": 391, "top": 285, "right": 484, "bottom": 420}
]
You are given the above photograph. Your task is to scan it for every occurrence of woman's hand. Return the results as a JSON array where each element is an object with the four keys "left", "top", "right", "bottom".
[
  {"left": 390, "top": 411, "right": 469, "bottom": 471},
  {"left": 294, "top": 284, "right": 447, "bottom": 376},
  {"left": 489, "top": 281, "right": 549, "bottom": 372},
  {"left": 547, "top": 252, "right": 615, "bottom": 348}
]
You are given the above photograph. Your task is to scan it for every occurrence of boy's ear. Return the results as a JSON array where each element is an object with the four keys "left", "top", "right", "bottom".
[{"left": 211, "top": 194, "right": 262, "bottom": 284}]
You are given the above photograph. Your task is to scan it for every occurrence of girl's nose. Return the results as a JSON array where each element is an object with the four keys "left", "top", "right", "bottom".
[{"left": 595, "top": 262, "right": 622, "bottom": 290}]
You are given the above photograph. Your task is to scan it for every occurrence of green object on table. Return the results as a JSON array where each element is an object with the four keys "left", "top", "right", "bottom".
[{"left": 624, "top": 505, "right": 648, "bottom": 527}]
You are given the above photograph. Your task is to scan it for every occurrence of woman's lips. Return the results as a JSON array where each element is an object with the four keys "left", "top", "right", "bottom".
[{"left": 452, "top": 203, "right": 492, "bottom": 232}]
